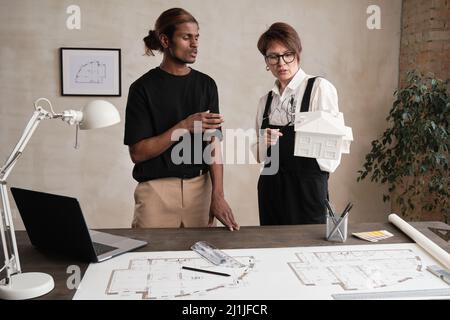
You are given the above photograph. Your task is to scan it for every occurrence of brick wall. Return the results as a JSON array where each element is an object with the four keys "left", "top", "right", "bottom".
[
  {"left": 399, "top": 0, "right": 450, "bottom": 85},
  {"left": 394, "top": 0, "right": 449, "bottom": 222}
]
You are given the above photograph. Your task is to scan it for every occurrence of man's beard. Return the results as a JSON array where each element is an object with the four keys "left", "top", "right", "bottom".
[{"left": 169, "top": 48, "right": 195, "bottom": 65}]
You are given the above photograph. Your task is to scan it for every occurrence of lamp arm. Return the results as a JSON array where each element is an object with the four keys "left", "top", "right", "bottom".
[
  {"left": 0, "top": 108, "right": 48, "bottom": 282},
  {"left": 1, "top": 109, "right": 50, "bottom": 181},
  {"left": 0, "top": 184, "right": 20, "bottom": 282}
]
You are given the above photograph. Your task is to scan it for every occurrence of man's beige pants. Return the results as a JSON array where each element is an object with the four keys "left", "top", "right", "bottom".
[{"left": 132, "top": 173, "right": 212, "bottom": 228}]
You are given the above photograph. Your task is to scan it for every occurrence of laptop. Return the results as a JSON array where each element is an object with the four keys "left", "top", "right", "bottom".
[{"left": 11, "top": 187, "right": 147, "bottom": 262}]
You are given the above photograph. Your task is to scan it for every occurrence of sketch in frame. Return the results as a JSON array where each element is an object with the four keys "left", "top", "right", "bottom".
[{"left": 60, "top": 48, "right": 121, "bottom": 96}]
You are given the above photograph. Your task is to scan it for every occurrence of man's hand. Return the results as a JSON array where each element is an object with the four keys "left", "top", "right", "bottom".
[
  {"left": 180, "top": 111, "right": 224, "bottom": 133},
  {"left": 208, "top": 194, "right": 239, "bottom": 231}
]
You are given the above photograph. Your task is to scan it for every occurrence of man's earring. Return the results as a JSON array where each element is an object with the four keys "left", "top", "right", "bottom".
[{"left": 266, "top": 66, "right": 270, "bottom": 71}]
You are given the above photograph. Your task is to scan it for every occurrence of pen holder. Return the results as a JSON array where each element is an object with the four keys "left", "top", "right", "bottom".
[{"left": 326, "top": 214, "right": 348, "bottom": 242}]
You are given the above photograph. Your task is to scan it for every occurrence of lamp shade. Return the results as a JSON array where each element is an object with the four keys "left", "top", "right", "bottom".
[{"left": 79, "top": 100, "right": 120, "bottom": 130}]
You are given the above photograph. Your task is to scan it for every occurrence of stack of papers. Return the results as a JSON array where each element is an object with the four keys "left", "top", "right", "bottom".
[{"left": 352, "top": 230, "right": 394, "bottom": 242}]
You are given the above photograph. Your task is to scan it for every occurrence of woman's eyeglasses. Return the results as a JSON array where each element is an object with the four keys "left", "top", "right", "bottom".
[{"left": 265, "top": 52, "right": 296, "bottom": 65}]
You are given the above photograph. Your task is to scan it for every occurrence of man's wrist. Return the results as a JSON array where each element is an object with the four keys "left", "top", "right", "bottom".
[
  {"left": 211, "top": 190, "right": 224, "bottom": 198},
  {"left": 176, "top": 119, "right": 186, "bottom": 131}
]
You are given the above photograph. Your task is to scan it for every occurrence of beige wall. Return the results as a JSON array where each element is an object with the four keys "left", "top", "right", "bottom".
[{"left": 0, "top": 0, "right": 401, "bottom": 230}]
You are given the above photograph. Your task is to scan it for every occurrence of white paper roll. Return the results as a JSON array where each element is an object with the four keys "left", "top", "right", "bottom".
[{"left": 388, "top": 213, "right": 450, "bottom": 270}]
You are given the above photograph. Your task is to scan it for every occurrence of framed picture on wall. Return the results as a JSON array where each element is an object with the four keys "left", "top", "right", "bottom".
[{"left": 60, "top": 47, "right": 121, "bottom": 96}]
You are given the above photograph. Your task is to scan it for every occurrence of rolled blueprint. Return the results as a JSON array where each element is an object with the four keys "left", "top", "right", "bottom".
[{"left": 388, "top": 213, "right": 450, "bottom": 270}]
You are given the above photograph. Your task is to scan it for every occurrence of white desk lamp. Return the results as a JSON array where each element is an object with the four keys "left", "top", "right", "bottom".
[{"left": 0, "top": 98, "right": 120, "bottom": 299}]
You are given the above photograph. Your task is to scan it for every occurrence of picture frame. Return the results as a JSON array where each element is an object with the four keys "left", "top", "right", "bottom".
[{"left": 60, "top": 47, "right": 121, "bottom": 96}]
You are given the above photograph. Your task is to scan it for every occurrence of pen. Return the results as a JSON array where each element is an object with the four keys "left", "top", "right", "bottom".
[
  {"left": 341, "top": 203, "right": 353, "bottom": 218},
  {"left": 325, "top": 199, "right": 335, "bottom": 217},
  {"left": 289, "top": 96, "right": 295, "bottom": 114},
  {"left": 182, "top": 266, "right": 230, "bottom": 277},
  {"left": 340, "top": 202, "right": 352, "bottom": 217}
]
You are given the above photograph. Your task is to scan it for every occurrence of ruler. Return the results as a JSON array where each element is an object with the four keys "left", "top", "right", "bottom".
[
  {"left": 332, "top": 288, "right": 450, "bottom": 300},
  {"left": 191, "top": 241, "right": 244, "bottom": 267}
]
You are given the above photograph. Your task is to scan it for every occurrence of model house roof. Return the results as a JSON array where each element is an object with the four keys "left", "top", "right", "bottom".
[{"left": 295, "top": 111, "right": 348, "bottom": 136}]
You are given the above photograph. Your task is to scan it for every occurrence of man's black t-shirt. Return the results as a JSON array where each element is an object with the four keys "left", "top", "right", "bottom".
[{"left": 124, "top": 67, "right": 220, "bottom": 182}]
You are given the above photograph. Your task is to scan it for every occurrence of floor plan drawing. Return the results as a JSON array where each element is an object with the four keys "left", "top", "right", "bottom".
[
  {"left": 73, "top": 243, "right": 450, "bottom": 300},
  {"left": 288, "top": 249, "right": 424, "bottom": 290},
  {"left": 106, "top": 256, "right": 255, "bottom": 299}
]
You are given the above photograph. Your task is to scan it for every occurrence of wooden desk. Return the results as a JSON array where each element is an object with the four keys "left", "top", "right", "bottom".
[{"left": 11, "top": 221, "right": 450, "bottom": 300}]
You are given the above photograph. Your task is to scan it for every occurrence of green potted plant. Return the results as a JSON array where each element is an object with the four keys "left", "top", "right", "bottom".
[{"left": 357, "top": 71, "right": 449, "bottom": 223}]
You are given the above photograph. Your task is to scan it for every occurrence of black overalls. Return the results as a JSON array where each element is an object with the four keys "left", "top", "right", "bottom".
[{"left": 257, "top": 77, "right": 329, "bottom": 225}]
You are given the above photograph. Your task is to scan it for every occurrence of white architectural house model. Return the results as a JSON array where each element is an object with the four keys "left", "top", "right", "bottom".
[{"left": 294, "top": 111, "right": 353, "bottom": 160}]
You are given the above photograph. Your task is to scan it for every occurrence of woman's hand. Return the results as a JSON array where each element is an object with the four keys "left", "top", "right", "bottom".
[{"left": 264, "top": 128, "right": 283, "bottom": 146}]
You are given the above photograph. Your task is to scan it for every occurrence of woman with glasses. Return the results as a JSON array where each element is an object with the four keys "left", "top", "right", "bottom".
[{"left": 254, "top": 22, "right": 341, "bottom": 225}]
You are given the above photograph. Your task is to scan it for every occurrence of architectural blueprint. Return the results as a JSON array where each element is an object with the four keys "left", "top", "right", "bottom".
[
  {"left": 289, "top": 248, "right": 425, "bottom": 290},
  {"left": 73, "top": 243, "right": 450, "bottom": 300},
  {"left": 106, "top": 256, "right": 254, "bottom": 299}
]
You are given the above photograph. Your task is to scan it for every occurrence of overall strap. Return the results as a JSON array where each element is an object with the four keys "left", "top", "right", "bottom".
[
  {"left": 300, "top": 77, "right": 319, "bottom": 113},
  {"left": 261, "top": 91, "right": 273, "bottom": 129}
]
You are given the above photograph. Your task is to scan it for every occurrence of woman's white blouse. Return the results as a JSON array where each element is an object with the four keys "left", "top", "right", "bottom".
[{"left": 252, "top": 68, "right": 341, "bottom": 173}]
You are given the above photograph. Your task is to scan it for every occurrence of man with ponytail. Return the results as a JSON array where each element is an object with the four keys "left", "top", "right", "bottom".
[{"left": 124, "top": 8, "right": 239, "bottom": 231}]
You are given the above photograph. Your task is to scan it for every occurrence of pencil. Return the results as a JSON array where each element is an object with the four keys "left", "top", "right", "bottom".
[{"left": 182, "top": 266, "right": 230, "bottom": 277}]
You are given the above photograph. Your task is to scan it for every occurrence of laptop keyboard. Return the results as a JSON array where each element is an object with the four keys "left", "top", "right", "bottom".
[{"left": 92, "top": 242, "right": 119, "bottom": 256}]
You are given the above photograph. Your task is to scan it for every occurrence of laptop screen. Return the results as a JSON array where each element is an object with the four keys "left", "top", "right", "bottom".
[{"left": 10, "top": 187, "right": 96, "bottom": 261}]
